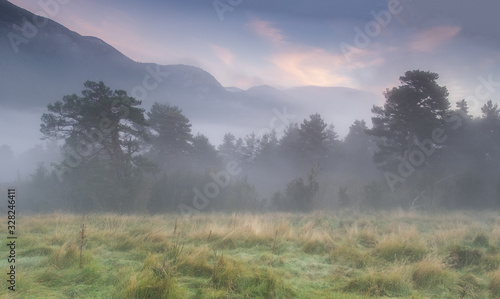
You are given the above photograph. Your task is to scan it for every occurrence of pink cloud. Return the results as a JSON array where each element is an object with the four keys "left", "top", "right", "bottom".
[
  {"left": 211, "top": 45, "right": 235, "bottom": 65},
  {"left": 269, "top": 47, "right": 354, "bottom": 87},
  {"left": 409, "top": 26, "right": 461, "bottom": 52},
  {"left": 247, "top": 18, "right": 285, "bottom": 45}
]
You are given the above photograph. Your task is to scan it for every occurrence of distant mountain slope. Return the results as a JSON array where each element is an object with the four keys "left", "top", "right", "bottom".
[
  {"left": 0, "top": 0, "right": 379, "bottom": 149},
  {"left": 0, "top": 0, "right": 225, "bottom": 109}
]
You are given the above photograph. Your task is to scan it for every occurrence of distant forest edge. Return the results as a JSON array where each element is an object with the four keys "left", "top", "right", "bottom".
[{"left": 2, "top": 69, "right": 500, "bottom": 213}]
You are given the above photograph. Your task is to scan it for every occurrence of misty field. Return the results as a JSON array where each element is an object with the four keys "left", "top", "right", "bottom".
[{"left": 2, "top": 210, "right": 500, "bottom": 298}]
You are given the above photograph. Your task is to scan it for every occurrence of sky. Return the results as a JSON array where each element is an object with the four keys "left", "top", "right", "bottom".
[
  {"left": 4, "top": 0, "right": 500, "bottom": 156},
  {"left": 9, "top": 0, "right": 500, "bottom": 102}
]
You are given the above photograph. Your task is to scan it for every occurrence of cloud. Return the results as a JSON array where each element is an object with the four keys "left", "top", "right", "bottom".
[
  {"left": 247, "top": 18, "right": 285, "bottom": 45},
  {"left": 269, "top": 47, "right": 354, "bottom": 87},
  {"left": 395, "top": 0, "right": 500, "bottom": 40},
  {"left": 211, "top": 45, "right": 235, "bottom": 65},
  {"left": 409, "top": 26, "right": 461, "bottom": 52}
]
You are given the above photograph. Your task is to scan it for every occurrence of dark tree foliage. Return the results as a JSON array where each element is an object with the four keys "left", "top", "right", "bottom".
[
  {"left": 218, "top": 133, "right": 239, "bottom": 161},
  {"left": 146, "top": 102, "right": 194, "bottom": 171},
  {"left": 481, "top": 100, "right": 500, "bottom": 121},
  {"left": 344, "top": 119, "right": 371, "bottom": 156},
  {"left": 255, "top": 129, "right": 279, "bottom": 165},
  {"left": 191, "top": 133, "right": 219, "bottom": 170},
  {"left": 41, "top": 81, "right": 151, "bottom": 179},
  {"left": 147, "top": 102, "right": 193, "bottom": 156},
  {"left": 278, "top": 114, "right": 335, "bottom": 170},
  {"left": 279, "top": 123, "right": 300, "bottom": 154},
  {"left": 40, "top": 81, "right": 153, "bottom": 211},
  {"left": 19, "top": 72, "right": 499, "bottom": 213},
  {"left": 298, "top": 113, "right": 329, "bottom": 156},
  {"left": 367, "top": 70, "right": 450, "bottom": 169},
  {"left": 272, "top": 165, "right": 320, "bottom": 212}
]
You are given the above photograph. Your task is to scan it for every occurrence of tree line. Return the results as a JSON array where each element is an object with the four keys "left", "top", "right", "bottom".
[{"left": 11, "top": 70, "right": 500, "bottom": 213}]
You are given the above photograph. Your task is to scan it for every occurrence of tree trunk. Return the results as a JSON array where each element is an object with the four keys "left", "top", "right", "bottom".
[
  {"left": 404, "top": 128, "right": 414, "bottom": 162},
  {"left": 110, "top": 126, "right": 125, "bottom": 180}
]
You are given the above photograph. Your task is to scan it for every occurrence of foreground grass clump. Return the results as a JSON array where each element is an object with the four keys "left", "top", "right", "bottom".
[
  {"left": 490, "top": 268, "right": 500, "bottom": 298},
  {"left": 343, "top": 266, "right": 412, "bottom": 297},
  {"left": 212, "top": 253, "right": 294, "bottom": 297},
  {"left": 447, "top": 245, "right": 483, "bottom": 269},
  {"left": 411, "top": 258, "right": 454, "bottom": 290},
  {"left": 2, "top": 210, "right": 500, "bottom": 298},
  {"left": 375, "top": 229, "right": 428, "bottom": 262},
  {"left": 121, "top": 254, "right": 184, "bottom": 299}
]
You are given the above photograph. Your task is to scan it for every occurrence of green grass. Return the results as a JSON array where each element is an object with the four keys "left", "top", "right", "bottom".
[{"left": 1, "top": 210, "right": 500, "bottom": 298}]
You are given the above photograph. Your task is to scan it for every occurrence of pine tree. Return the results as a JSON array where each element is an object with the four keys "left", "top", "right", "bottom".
[
  {"left": 366, "top": 70, "right": 450, "bottom": 169},
  {"left": 147, "top": 102, "right": 193, "bottom": 169},
  {"left": 40, "top": 81, "right": 151, "bottom": 211}
]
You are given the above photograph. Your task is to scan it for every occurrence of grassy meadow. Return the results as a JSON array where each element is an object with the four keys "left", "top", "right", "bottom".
[{"left": 2, "top": 210, "right": 500, "bottom": 298}]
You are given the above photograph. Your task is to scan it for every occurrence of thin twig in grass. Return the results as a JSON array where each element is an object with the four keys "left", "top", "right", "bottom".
[
  {"left": 207, "top": 230, "right": 212, "bottom": 242},
  {"left": 79, "top": 223, "right": 86, "bottom": 268}
]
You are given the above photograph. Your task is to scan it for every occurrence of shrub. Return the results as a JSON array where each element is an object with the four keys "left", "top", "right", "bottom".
[{"left": 272, "top": 165, "right": 320, "bottom": 212}]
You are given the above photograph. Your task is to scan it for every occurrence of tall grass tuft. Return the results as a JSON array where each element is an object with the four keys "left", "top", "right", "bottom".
[
  {"left": 343, "top": 266, "right": 412, "bottom": 297},
  {"left": 122, "top": 254, "right": 185, "bottom": 298},
  {"left": 411, "top": 258, "right": 454, "bottom": 290},
  {"left": 49, "top": 242, "right": 80, "bottom": 269},
  {"left": 447, "top": 245, "right": 483, "bottom": 269},
  {"left": 375, "top": 234, "right": 428, "bottom": 262},
  {"left": 489, "top": 268, "right": 500, "bottom": 298}
]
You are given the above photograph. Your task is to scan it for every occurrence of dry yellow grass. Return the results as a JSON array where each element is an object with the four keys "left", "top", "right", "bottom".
[{"left": 2, "top": 210, "right": 500, "bottom": 298}]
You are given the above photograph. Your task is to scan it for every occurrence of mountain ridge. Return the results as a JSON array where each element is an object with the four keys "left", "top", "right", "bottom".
[{"left": 0, "top": 0, "right": 379, "bottom": 150}]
